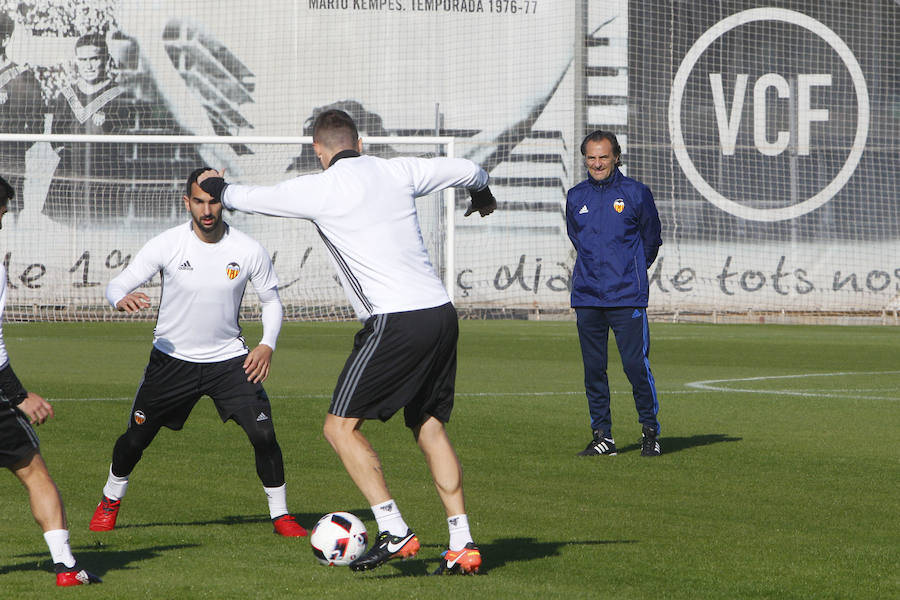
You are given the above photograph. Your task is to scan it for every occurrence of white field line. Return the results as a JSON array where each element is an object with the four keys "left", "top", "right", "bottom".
[
  {"left": 685, "top": 371, "right": 900, "bottom": 401},
  {"left": 42, "top": 371, "right": 900, "bottom": 403}
]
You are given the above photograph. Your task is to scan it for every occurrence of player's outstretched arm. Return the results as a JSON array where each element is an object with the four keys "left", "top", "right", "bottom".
[
  {"left": 18, "top": 392, "right": 54, "bottom": 426},
  {"left": 243, "top": 344, "right": 273, "bottom": 384},
  {"left": 115, "top": 292, "right": 151, "bottom": 313}
]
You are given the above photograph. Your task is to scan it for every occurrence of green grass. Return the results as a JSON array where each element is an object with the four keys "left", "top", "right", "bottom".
[{"left": 1, "top": 320, "right": 898, "bottom": 599}]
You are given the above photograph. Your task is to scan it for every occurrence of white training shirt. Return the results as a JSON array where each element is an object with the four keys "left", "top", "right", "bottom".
[
  {"left": 223, "top": 154, "right": 489, "bottom": 321},
  {"left": 106, "top": 222, "right": 282, "bottom": 363}
]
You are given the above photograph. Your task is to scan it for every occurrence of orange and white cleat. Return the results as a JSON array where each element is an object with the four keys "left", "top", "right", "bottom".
[{"left": 433, "top": 542, "right": 482, "bottom": 575}]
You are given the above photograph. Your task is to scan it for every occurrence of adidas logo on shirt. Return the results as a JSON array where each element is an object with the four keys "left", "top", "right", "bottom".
[
  {"left": 178, "top": 260, "right": 193, "bottom": 271},
  {"left": 578, "top": 205, "right": 589, "bottom": 214}
]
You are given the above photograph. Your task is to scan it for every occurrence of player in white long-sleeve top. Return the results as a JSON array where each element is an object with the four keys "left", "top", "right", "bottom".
[
  {"left": 88, "top": 167, "right": 307, "bottom": 538},
  {"left": 198, "top": 109, "right": 496, "bottom": 574}
]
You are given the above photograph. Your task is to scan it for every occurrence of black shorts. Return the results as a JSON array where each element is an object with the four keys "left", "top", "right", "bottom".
[
  {"left": 329, "top": 302, "right": 458, "bottom": 429},
  {"left": 127, "top": 348, "right": 272, "bottom": 431},
  {"left": 0, "top": 404, "right": 39, "bottom": 469}
]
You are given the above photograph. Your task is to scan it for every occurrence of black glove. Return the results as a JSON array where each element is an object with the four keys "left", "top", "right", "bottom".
[
  {"left": 199, "top": 176, "right": 228, "bottom": 200},
  {"left": 465, "top": 185, "right": 496, "bottom": 217}
]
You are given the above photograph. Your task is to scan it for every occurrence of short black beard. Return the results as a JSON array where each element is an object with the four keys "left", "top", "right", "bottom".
[{"left": 193, "top": 216, "right": 220, "bottom": 234}]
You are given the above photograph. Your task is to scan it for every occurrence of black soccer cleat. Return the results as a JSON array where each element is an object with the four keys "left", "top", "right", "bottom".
[
  {"left": 577, "top": 430, "right": 617, "bottom": 456},
  {"left": 348, "top": 528, "right": 419, "bottom": 572},
  {"left": 640, "top": 425, "right": 661, "bottom": 457}
]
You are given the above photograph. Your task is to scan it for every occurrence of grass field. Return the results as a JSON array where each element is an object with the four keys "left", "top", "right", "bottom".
[{"left": 1, "top": 320, "right": 897, "bottom": 599}]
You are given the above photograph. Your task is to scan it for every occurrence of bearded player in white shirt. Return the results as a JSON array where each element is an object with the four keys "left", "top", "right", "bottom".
[
  {"left": 88, "top": 168, "right": 307, "bottom": 538},
  {"left": 198, "top": 109, "right": 495, "bottom": 574}
]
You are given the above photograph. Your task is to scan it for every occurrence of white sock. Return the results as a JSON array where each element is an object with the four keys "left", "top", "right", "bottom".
[
  {"left": 102, "top": 465, "right": 129, "bottom": 501},
  {"left": 43, "top": 529, "right": 76, "bottom": 569},
  {"left": 447, "top": 514, "right": 473, "bottom": 551},
  {"left": 371, "top": 499, "right": 409, "bottom": 536},
  {"left": 264, "top": 484, "right": 289, "bottom": 520}
]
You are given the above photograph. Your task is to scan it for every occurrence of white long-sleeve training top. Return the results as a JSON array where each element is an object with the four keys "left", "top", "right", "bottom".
[
  {"left": 222, "top": 154, "right": 489, "bottom": 321},
  {"left": 106, "top": 222, "right": 282, "bottom": 362}
]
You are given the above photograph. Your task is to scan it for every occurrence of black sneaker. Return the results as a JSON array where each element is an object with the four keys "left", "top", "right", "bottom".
[
  {"left": 641, "top": 425, "right": 661, "bottom": 456},
  {"left": 577, "top": 430, "right": 617, "bottom": 456},
  {"left": 348, "top": 528, "right": 419, "bottom": 572}
]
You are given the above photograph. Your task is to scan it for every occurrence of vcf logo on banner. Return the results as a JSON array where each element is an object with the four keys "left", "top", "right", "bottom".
[{"left": 668, "top": 8, "right": 869, "bottom": 222}]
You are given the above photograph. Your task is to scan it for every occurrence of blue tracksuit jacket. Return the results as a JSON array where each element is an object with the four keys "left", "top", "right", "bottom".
[{"left": 566, "top": 168, "right": 662, "bottom": 308}]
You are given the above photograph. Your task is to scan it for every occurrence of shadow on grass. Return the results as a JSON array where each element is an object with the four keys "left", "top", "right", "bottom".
[
  {"left": 113, "top": 509, "right": 369, "bottom": 531},
  {"left": 2, "top": 543, "right": 199, "bottom": 578},
  {"left": 364, "top": 536, "right": 635, "bottom": 578},
  {"left": 616, "top": 433, "right": 742, "bottom": 455}
]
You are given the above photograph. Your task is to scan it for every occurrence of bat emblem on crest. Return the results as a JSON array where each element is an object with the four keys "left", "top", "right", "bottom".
[{"left": 226, "top": 262, "right": 241, "bottom": 280}]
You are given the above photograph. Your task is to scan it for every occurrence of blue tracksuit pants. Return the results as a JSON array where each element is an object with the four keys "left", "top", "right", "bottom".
[{"left": 575, "top": 306, "right": 660, "bottom": 436}]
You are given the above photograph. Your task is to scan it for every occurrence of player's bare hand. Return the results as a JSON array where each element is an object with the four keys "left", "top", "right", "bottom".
[
  {"left": 18, "top": 392, "right": 54, "bottom": 426},
  {"left": 115, "top": 292, "right": 151, "bottom": 313},
  {"left": 244, "top": 344, "right": 273, "bottom": 383}
]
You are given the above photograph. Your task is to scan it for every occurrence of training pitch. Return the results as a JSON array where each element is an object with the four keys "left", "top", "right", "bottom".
[{"left": 1, "top": 320, "right": 897, "bottom": 599}]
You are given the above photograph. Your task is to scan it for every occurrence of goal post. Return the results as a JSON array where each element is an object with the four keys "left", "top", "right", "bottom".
[{"left": 0, "top": 133, "right": 458, "bottom": 322}]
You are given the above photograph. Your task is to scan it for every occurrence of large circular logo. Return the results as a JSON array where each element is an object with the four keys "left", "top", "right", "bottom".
[{"left": 668, "top": 8, "right": 869, "bottom": 222}]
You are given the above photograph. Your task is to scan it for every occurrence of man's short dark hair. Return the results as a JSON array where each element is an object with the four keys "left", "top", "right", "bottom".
[
  {"left": 185, "top": 167, "right": 213, "bottom": 197},
  {"left": 580, "top": 130, "right": 622, "bottom": 166},
  {"left": 312, "top": 109, "right": 359, "bottom": 149},
  {"left": 75, "top": 33, "right": 109, "bottom": 55},
  {"left": 0, "top": 175, "right": 14, "bottom": 207}
]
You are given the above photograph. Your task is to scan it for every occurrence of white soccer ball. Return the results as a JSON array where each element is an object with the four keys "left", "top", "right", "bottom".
[{"left": 309, "top": 512, "right": 368, "bottom": 566}]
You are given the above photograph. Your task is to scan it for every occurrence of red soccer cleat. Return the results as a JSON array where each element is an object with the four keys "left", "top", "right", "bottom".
[
  {"left": 273, "top": 514, "right": 308, "bottom": 537},
  {"left": 89, "top": 496, "right": 120, "bottom": 532},
  {"left": 56, "top": 568, "right": 102, "bottom": 586}
]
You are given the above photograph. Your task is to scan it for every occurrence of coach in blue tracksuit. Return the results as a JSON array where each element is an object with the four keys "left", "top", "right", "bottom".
[{"left": 566, "top": 130, "right": 663, "bottom": 457}]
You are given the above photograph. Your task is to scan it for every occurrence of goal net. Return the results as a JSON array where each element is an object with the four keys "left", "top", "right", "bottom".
[
  {"left": 1, "top": 135, "right": 465, "bottom": 321},
  {"left": 0, "top": 0, "right": 578, "bottom": 322}
]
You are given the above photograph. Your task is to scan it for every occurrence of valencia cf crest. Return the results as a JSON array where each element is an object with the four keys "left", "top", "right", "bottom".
[
  {"left": 614, "top": 199, "right": 625, "bottom": 213},
  {"left": 226, "top": 262, "right": 241, "bottom": 280},
  {"left": 133, "top": 410, "right": 146, "bottom": 425}
]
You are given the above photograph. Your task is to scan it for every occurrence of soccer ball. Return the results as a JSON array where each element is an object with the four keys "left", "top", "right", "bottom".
[{"left": 309, "top": 512, "right": 368, "bottom": 566}]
